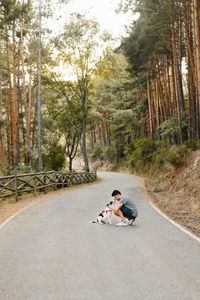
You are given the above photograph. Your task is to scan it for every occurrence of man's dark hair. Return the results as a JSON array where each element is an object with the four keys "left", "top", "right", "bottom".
[{"left": 111, "top": 190, "right": 121, "bottom": 197}]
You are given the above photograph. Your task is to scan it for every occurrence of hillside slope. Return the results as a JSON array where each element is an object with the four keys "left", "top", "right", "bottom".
[{"left": 148, "top": 150, "right": 200, "bottom": 237}]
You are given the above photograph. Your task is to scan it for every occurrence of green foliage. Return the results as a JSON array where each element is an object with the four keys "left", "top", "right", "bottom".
[
  {"left": 43, "top": 143, "right": 66, "bottom": 171},
  {"left": 89, "top": 146, "right": 104, "bottom": 161},
  {"left": 124, "top": 142, "right": 136, "bottom": 157},
  {"left": 153, "top": 142, "right": 169, "bottom": 170},
  {"left": 159, "top": 116, "right": 179, "bottom": 138},
  {"left": 184, "top": 138, "right": 200, "bottom": 151},
  {"left": 102, "top": 145, "right": 119, "bottom": 163},
  {"left": 167, "top": 144, "right": 191, "bottom": 167},
  {"left": 125, "top": 138, "right": 156, "bottom": 172},
  {"left": 90, "top": 145, "right": 117, "bottom": 162}
]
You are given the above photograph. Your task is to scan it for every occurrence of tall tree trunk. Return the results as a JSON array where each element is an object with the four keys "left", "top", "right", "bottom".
[
  {"left": 13, "top": 22, "right": 19, "bottom": 167},
  {"left": 81, "top": 94, "right": 89, "bottom": 172},
  {"left": 16, "top": 40, "right": 21, "bottom": 164},
  {"left": 162, "top": 58, "right": 171, "bottom": 118},
  {"left": 6, "top": 25, "right": 15, "bottom": 168},
  {"left": 171, "top": 28, "right": 185, "bottom": 144},
  {"left": 105, "top": 122, "right": 111, "bottom": 145},
  {"left": 153, "top": 78, "right": 161, "bottom": 139},
  {"left": 20, "top": 20, "right": 29, "bottom": 165},
  {"left": 155, "top": 54, "right": 168, "bottom": 121},
  {"left": 183, "top": 0, "right": 196, "bottom": 138},
  {"left": 193, "top": 0, "right": 200, "bottom": 137},
  {"left": 0, "top": 82, "right": 5, "bottom": 171},
  {"left": 101, "top": 122, "right": 107, "bottom": 146},
  {"left": 90, "top": 130, "right": 94, "bottom": 149},
  {"left": 5, "top": 88, "right": 11, "bottom": 168},
  {"left": 37, "top": 0, "right": 43, "bottom": 171},
  {"left": 93, "top": 125, "right": 96, "bottom": 144},
  {"left": 32, "top": 90, "right": 37, "bottom": 150},
  {"left": 27, "top": 71, "right": 32, "bottom": 165},
  {"left": 166, "top": 55, "right": 173, "bottom": 117},
  {"left": 147, "top": 71, "right": 154, "bottom": 139}
]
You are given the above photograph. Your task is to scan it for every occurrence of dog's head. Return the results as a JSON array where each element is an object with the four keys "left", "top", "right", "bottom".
[{"left": 106, "top": 200, "right": 116, "bottom": 207}]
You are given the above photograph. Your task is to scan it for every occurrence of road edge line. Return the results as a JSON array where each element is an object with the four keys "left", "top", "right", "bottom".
[
  {"left": 0, "top": 202, "right": 37, "bottom": 230},
  {"left": 137, "top": 175, "right": 200, "bottom": 244}
]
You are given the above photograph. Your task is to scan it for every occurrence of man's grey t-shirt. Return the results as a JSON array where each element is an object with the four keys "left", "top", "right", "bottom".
[{"left": 119, "top": 196, "right": 138, "bottom": 217}]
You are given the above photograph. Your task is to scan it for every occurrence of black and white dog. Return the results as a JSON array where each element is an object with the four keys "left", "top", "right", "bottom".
[{"left": 92, "top": 200, "right": 116, "bottom": 224}]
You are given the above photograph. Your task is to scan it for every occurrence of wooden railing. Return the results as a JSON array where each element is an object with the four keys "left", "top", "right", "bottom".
[{"left": 0, "top": 171, "right": 97, "bottom": 202}]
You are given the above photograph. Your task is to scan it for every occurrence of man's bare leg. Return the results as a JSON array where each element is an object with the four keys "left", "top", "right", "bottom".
[{"left": 113, "top": 208, "right": 126, "bottom": 222}]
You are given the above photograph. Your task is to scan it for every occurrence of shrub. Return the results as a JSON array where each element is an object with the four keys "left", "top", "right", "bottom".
[
  {"left": 124, "top": 142, "right": 136, "bottom": 156},
  {"left": 43, "top": 144, "right": 66, "bottom": 171},
  {"left": 153, "top": 147, "right": 169, "bottom": 170},
  {"left": 167, "top": 144, "right": 191, "bottom": 167},
  {"left": 184, "top": 138, "right": 200, "bottom": 151},
  {"left": 90, "top": 146, "right": 104, "bottom": 160},
  {"left": 102, "top": 146, "right": 117, "bottom": 162},
  {"left": 159, "top": 116, "right": 179, "bottom": 138},
  {"left": 126, "top": 138, "right": 156, "bottom": 172}
]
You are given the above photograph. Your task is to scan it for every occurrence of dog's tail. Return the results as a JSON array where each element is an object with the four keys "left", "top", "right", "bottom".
[{"left": 88, "top": 220, "right": 98, "bottom": 224}]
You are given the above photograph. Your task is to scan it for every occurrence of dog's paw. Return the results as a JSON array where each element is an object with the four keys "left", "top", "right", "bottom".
[{"left": 99, "top": 221, "right": 105, "bottom": 224}]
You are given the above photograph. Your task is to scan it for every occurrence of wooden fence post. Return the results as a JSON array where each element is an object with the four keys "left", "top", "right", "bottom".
[
  {"left": 44, "top": 171, "right": 47, "bottom": 194},
  {"left": 62, "top": 173, "right": 64, "bottom": 188},
  {"left": 54, "top": 172, "right": 57, "bottom": 191},
  {"left": 14, "top": 173, "right": 18, "bottom": 202},
  {"left": 33, "top": 175, "right": 37, "bottom": 196}
]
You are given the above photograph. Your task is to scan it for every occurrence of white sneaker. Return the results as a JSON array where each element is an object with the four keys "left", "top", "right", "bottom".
[
  {"left": 127, "top": 219, "right": 135, "bottom": 225},
  {"left": 116, "top": 220, "right": 129, "bottom": 227}
]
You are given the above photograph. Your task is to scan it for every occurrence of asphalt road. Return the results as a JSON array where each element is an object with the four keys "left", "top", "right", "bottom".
[{"left": 0, "top": 172, "right": 200, "bottom": 300}]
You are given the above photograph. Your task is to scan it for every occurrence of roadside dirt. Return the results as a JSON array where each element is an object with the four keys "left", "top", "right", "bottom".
[{"left": 146, "top": 150, "right": 200, "bottom": 238}]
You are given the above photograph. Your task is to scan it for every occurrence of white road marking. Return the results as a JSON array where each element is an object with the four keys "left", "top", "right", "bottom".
[
  {"left": 138, "top": 175, "right": 200, "bottom": 243},
  {"left": 148, "top": 199, "right": 200, "bottom": 243},
  {"left": 0, "top": 202, "right": 37, "bottom": 230}
]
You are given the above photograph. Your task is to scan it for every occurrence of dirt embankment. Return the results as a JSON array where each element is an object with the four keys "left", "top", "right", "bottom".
[{"left": 147, "top": 150, "right": 200, "bottom": 238}]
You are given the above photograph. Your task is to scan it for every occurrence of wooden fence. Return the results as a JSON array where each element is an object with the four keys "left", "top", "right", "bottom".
[{"left": 0, "top": 171, "right": 97, "bottom": 202}]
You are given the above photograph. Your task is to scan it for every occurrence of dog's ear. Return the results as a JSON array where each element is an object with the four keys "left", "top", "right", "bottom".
[{"left": 109, "top": 200, "right": 114, "bottom": 205}]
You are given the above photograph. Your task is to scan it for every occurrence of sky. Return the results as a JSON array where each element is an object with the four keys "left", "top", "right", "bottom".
[
  {"left": 46, "top": 0, "right": 139, "bottom": 80},
  {"left": 50, "top": 0, "right": 138, "bottom": 43}
]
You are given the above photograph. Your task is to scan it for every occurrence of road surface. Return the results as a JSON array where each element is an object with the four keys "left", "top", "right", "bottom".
[{"left": 0, "top": 172, "right": 200, "bottom": 300}]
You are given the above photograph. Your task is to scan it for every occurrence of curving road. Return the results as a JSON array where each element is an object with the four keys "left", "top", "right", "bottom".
[{"left": 0, "top": 172, "right": 200, "bottom": 300}]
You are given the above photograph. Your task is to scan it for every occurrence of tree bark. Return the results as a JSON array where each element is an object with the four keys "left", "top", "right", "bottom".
[
  {"left": 147, "top": 71, "right": 154, "bottom": 139},
  {"left": 37, "top": 0, "right": 43, "bottom": 171},
  {"left": 27, "top": 71, "right": 32, "bottom": 165},
  {"left": 20, "top": 20, "right": 29, "bottom": 165},
  {"left": 6, "top": 25, "right": 15, "bottom": 167},
  {"left": 0, "top": 81, "right": 5, "bottom": 171},
  {"left": 13, "top": 22, "right": 19, "bottom": 167},
  {"left": 81, "top": 95, "right": 89, "bottom": 172},
  {"left": 193, "top": 0, "right": 200, "bottom": 137},
  {"left": 171, "top": 27, "right": 185, "bottom": 144},
  {"left": 5, "top": 88, "right": 11, "bottom": 168},
  {"left": 183, "top": 0, "right": 196, "bottom": 138}
]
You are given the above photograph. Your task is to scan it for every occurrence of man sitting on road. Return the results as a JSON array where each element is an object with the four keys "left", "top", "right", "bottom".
[{"left": 108, "top": 190, "right": 138, "bottom": 227}]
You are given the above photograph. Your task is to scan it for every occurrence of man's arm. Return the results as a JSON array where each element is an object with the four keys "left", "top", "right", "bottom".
[{"left": 108, "top": 203, "right": 123, "bottom": 210}]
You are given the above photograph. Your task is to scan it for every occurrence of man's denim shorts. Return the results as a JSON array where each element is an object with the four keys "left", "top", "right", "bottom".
[{"left": 120, "top": 205, "right": 135, "bottom": 219}]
